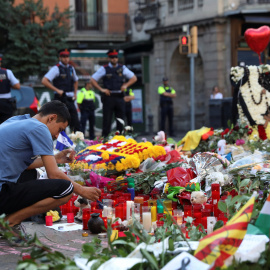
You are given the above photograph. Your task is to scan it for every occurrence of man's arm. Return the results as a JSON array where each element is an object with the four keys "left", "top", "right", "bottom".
[
  {"left": 91, "top": 78, "right": 110, "bottom": 96},
  {"left": 41, "top": 155, "right": 101, "bottom": 201},
  {"left": 41, "top": 77, "right": 64, "bottom": 96},
  {"left": 12, "top": 83, "right": 20, "bottom": 90},
  {"left": 163, "top": 92, "right": 176, "bottom": 98},
  {"left": 74, "top": 80, "right": 78, "bottom": 99},
  {"left": 27, "top": 149, "right": 76, "bottom": 169},
  {"left": 121, "top": 75, "right": 137, "bottom": 92}
]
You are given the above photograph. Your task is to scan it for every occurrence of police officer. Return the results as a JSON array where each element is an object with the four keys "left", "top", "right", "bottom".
[
  {"left": 91, "top": 49, "right": 137, "bottom": 137},
  {"left": 0, "top": 55, "right": 20, "bottom": 124},
  {"left": 41, "top": 48, "right": 80, "bottom": 132},
  {"left": 158, "top": 77, "right": 176, "bottom": 136},
  {"left": 77, "top": 80, "right": 96, "bottom": 140},
  {"left": 124, "top": 88, "right": 135, "bottom": 127}
]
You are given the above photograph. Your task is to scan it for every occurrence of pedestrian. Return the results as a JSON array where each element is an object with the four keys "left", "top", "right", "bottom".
[
  {"left": 158, "top": 77, "right": 176, "bottom": 136},
  {"left": 0, "top": 55, "right": 20, "bottom": 124},
  {"left": 0, "top": 100, "right": 101, "bottom": 237},
  {"left": 41, "top": 48, "right": 81, "bottom": 132},
  {"left": 210, "top": 86, "right": 223, "bottom": 99},
  {"left": 91, "top": 49, "right": 137, "bottom": 137},
  {"left": 124, "top": 88, "right": 135, "bottom": 127},
  {"left": 77, "top": 80, "right": 96, "bottom": 140}
]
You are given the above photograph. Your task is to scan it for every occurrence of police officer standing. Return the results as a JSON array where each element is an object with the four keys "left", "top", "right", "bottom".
[
  {"left": 91, "top": 49, "right": 137, "bottom": 137},
  {"left": 158, "top": 77, "right": 176, "bottom": 136},
  {"left": 124, "top": 88, "right": 135, "bottom": 127},
  {"left": 77, "top": 80, "right": 96, "bottom": 140},
  {"left": 41, "top": 49, "right": 80, "bottom": 132},
  {"left": 0, "top": 55, "right": 20, "bottom": 124}
]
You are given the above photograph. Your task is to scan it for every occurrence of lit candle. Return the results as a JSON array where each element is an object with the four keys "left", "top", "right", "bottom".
[
  {"left": 142, "top": 206, "right": 152, "bottom": 232},
  {"left": 126, "top": 201, "right": 134, "bottom": 221}
]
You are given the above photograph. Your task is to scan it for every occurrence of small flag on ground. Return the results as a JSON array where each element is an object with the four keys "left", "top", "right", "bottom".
[
  {"left": 254, "top": 193, "right": 270, "bottom": 236},
  {"left": 194, "top": 197, "right": 255, "bottom": 270},
  {"left": 56, "top": 131, "right": 73, "bottom": 151}
]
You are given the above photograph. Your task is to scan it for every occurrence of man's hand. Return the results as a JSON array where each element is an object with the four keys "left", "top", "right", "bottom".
[
  {"left": 55, "top": 149, "right": 76, "bottom": 164},
  {"left": 121, "top": 84, "right": 128, "bottom": 92},
  {"left": 102, "top": 88, "right": 110, "bottom": 96},
  {"left": 58, "top": 89, "right": 64, "bottom": 96},
  {"left": 80, "top": 186, "right": 101, "bottom": 201}
]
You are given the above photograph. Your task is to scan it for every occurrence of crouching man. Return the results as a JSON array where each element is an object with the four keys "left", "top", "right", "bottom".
[{"left": 0, "top": 100, "right": 100, "bottom": 233}]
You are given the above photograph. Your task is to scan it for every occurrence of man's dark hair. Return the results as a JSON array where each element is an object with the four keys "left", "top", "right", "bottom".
[{"left": 38, "top": 101, "right": 71, "bottom": 124}]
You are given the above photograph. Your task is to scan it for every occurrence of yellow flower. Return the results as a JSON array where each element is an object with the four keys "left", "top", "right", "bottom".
[
  {"left": 121, "top": 158, "right": 129, "bottom": 170},
  {"left": 138, "top": 152, "right": 144, "bottom": 162},
  {"left": 116, "top": 161, "right": 124, "bottom": 172},
  {"left": 107, "top": 162, "right": 115, "bottom": 171},
  {"left": 249, "top": 127, "right": 259, "bottom": 141},
  {"left": 127, "top": 138, "right": 137, "bottom": 144},
  {"left": 101, "top": 152, "right": 109, "bottom": 160}
]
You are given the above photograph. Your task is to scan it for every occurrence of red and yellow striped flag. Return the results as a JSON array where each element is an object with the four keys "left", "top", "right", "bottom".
[{"left": 194, "top": 197, "right": 255, "bottom": 269}]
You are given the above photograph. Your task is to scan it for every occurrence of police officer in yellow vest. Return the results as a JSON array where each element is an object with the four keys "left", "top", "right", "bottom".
[
  {"left": 77, "top": 80, "right": 96, "bottom": 139},
  {"left": 124, "top": 88, "right": 135, "bottom": 126},
  {"left": 158, "top": 77, "right": 176, "bottom": 136}
]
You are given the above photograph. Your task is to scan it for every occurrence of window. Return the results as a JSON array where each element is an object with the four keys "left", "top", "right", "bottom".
[
  {"left": 75, "top": 0, "right": 101, "bottom": 30},
  {"left": 178, "top": 0, "right": 194, "bottom": 11}
]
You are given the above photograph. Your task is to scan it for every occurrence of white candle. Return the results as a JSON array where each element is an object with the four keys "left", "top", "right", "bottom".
[
  {"left": 102, "top": 206, "right": 108, "bottom": 217},
  {"left": 142, "top": 212, "right": 152, "bottom": 232},
  {"left": 126, "top": 201, "right": 134, "bottom": 221}
]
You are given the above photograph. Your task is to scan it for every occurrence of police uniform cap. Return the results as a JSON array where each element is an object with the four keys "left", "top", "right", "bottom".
[
  {"left": 58, "top": 48, "right": 70, "bottom": 57},
  {"left": 107, "top": 49, "right": 119, "bottom": 57},
  {"left": 162, "top": 77, "right": 169, "bottom": 81}
]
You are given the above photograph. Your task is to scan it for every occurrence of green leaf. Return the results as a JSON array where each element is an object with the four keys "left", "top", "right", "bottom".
[
  {"left": 213, "top": 220, "right": 224, "bottom": 231},
  {"left": 140, "top": 249, "right": 159, "bottom": 270},
  {"left": 239, "top": 179, "right": 250, "bottom": 188},
  {"left": 168, "top": 237, "right": 174, "bottom": 251},
  {"left": 218, "top": 201, "right": 227, "bottom": 213}
]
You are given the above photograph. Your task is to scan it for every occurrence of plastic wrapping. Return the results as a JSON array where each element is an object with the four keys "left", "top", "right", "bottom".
[
  {"left": 167, "top": 167, "right": 196, "bottom": 187},
  {"left": 139, "top": 157, "right": 168, "bottom": 172}
]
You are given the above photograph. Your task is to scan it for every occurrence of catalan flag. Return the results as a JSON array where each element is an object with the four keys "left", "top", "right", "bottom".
[
  {"left": 194, "top": 197, "right": 255, "bottom": 269},
  {"left": 254, "top": 193, "right": 270, "bottom": 236}
]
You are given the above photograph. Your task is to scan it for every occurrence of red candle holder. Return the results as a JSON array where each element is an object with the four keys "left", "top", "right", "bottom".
[
  {"left": 193, "top": 212, "right": 202, "bottom": 225},
  {"left": 183, "top": 205, "right": 192, "bottom": 222},
  {"left": 201, "top": 208, "right": 211, "bottom": 218},
  {"left": 101, "top": 217, "right": 108, "bottom": 229},
  {"left": 192, "top": 204, "right": 202, "bottom": 213},
  {"left": 82, "top": 208, "right": 91, "bottom": 230},
  {"left": 115, "top": 203, "right": 124, "bottom": 220}
]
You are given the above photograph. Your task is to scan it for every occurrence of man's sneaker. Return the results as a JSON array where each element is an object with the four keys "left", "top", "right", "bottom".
[{"left": 10, "top": 223, "right": 30, "bottom": 246}]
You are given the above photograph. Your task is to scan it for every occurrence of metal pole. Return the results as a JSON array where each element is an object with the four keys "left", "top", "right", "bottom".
[{"left": 189, "top": 54, "right": 195, "bottom": 130}]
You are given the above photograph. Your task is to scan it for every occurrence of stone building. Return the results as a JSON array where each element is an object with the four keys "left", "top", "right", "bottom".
[{"left": 128, "top": 0, "right": 270, "bottom": 133}]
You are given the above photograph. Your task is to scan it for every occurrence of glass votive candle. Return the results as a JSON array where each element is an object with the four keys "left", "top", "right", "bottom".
[
  {"left": 157, "top": 213, "right": 165, "bottom": 221},
  {"left": 82, "top": 208, "right": 91, "bottom": 230},
  {"left": 201, "top": 208, "right": 211, "bottom": 218},
  {"left": 202, "top": 216, "right": 207, "bottom": 230},
  {"left": 193, "top": 212, "right": 202, "bottom": 225},
  {"left": 192, "top": 204, "right": 202, "bottom": 213},
  {"left": 173, "top": 209, "right": 183, "bottom": 225},
  {"left": 148, "top": 199, "right": 157, "bottom": 207},
  {"left": 142, "top": 206, "right": 152, "bottom": 232},
  {"left": 115, "top": 203, "right": 124, "bottom": 220},
  {"left": 183, "top": 205, "right": 192, "bottom": 221},
  {"left": 67, "top": 213, "right": 74, "bottom": 223},
  {"left": 45, "top": 215, "right": 53, "bottom": 226}
]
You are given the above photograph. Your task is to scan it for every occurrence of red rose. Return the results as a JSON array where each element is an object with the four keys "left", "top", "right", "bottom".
[
  {"left": 258, "top": 125, "right": 267, "bottom": 140},
  {"left": 233, "top": 126, "right": 239, "bottom": 131},
  {"left": 245, "top": 125, "right": 249, "bottom": 129}
]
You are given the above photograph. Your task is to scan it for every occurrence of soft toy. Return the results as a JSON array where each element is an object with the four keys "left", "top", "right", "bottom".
[
  {"left": 190, "top": 191, "right": 207, "bottom": 205},
  {"left": 74, "top": 196, "right": 90, "bottom": 221}
]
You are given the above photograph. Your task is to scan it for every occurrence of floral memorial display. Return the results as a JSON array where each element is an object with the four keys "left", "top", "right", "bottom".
[{"left": 3, "top": 27, "right": 270, "bottom": 270}]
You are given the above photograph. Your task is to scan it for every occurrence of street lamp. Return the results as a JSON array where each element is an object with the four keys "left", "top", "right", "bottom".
[{"left": 134, "top": 11, "right": 145, "bottom": 32}]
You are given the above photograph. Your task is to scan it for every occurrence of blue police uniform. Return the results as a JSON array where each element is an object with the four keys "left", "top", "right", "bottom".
[
  {"left": 92, "top": 61, "right": 135, "bottom": 137},
  {"left": 158, "top": 85, "right": 176, "bottom": 136},
  {"left": 0, "top": 68, "right": 20, "bottom": 124},
  {"left": 44, "top": 62, "right": 80, "bottom": 132}
]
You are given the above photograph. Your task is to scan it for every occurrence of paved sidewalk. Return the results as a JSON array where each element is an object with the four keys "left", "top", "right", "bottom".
[{"left": 0, "top": 219, "right": 102, "bottom": 270}]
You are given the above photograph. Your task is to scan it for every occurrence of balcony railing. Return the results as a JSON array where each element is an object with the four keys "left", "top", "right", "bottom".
[
  {"left": 178, "top": 0, "right": 194, "bottom": 11},
  {"left": 74, "top": 12, "right": 130, "bottom": 35},
  {"left": 246, "top": 0, "right": 270, "bottom": 3}
]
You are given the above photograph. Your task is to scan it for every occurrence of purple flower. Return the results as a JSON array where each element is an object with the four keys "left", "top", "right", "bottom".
[{"left": 235, "top": 139, "right": 245, "bottom": 145}]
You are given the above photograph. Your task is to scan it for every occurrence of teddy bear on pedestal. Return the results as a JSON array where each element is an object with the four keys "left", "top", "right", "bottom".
[{"left": 74, "top": 196, "right": 90, "bottom": 221}]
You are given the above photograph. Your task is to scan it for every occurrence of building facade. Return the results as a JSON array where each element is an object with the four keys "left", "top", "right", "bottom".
[{"left": 128, "top": 0, "right": 270, "bottom": 134}]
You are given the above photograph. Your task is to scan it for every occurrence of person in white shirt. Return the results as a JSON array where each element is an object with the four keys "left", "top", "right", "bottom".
[{"left": 210, "top": 86, "right": 223, "bottom": 99}]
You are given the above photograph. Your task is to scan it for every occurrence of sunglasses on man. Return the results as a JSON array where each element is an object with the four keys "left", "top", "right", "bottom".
[{"left": 109, "top": 56, "right": 118, "bottom": 59}]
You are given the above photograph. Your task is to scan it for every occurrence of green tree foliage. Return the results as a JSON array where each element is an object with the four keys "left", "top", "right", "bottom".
[{"left": 0, "top": 0, "right": 71, "bottom": 81}]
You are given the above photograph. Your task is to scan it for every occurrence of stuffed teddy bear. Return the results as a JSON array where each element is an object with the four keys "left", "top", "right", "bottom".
[
  {"left": 190, "top": 191, "right": 207, "bottom": 205},
  {"left": 74, "top": 196, "right": 90, "bottom": 221}
]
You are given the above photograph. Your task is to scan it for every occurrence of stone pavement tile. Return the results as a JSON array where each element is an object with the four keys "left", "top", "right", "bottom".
[{"left": 0, "top": 220, "right": 105, "bottom": 269}]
